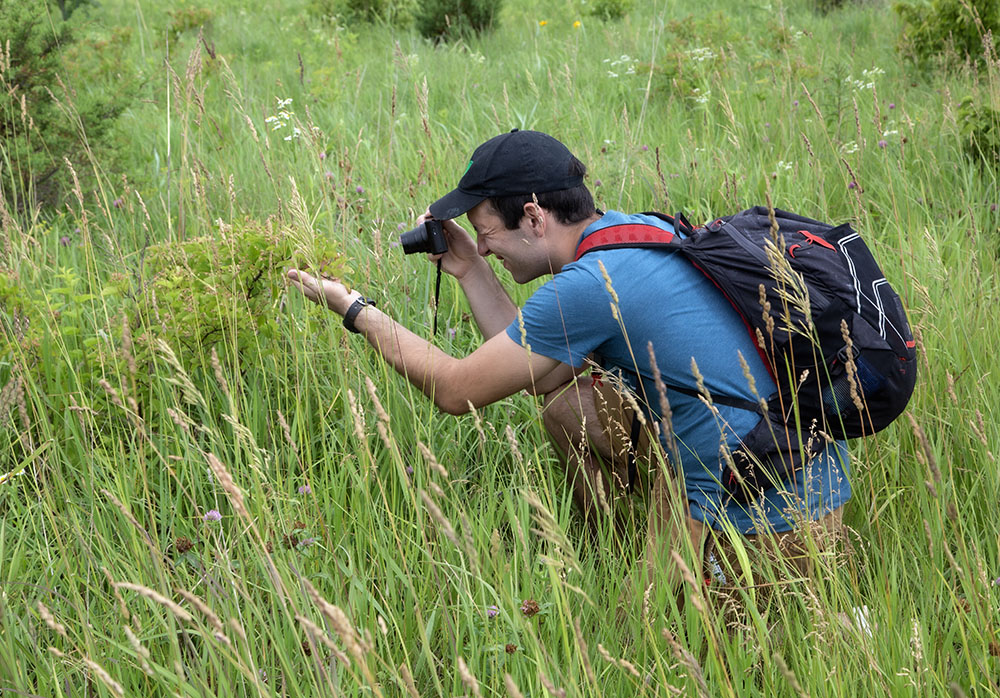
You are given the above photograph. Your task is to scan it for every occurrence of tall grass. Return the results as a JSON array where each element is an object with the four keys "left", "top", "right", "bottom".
[{"left": 2, "top": 0, "right": 999, "bottom": 695}]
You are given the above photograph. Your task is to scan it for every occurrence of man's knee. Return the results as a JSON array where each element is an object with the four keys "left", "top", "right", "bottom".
[{"left": 541, "top": 384, "right": 585, "bottom": 445}]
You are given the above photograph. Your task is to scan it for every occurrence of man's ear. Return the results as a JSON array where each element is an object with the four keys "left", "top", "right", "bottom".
[{"left": 523, "top": 201, "right": 545, "bottom": 236}]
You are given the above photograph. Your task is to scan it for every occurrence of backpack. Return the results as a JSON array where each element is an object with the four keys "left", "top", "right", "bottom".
[{"left": 574, "top": 206, "right": 918, "bottom": 500}]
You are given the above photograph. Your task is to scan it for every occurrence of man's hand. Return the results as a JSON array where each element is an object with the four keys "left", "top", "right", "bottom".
[
  {"left": 286, "top": 269, "right": 359, "bottom": 316},
  {"left": 417, "top": 211, "right": 485, "bottom": 281}
]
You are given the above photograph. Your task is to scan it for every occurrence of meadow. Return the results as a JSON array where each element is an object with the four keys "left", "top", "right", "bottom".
[{"left": 1, "top": 0, "right": 999, "bottom": 695}]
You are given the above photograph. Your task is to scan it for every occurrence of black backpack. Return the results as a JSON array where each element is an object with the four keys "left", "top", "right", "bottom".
[{"left": 575, "top": 206, "right": 918, "bottom": 500}]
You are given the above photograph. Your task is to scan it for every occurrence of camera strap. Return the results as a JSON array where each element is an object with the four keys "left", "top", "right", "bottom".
[{"left": 433, "top": 259, "right": 442, "bottom": 336}]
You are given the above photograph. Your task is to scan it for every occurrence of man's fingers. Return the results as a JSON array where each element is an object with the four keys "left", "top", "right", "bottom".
[{"left": 287, "top": 268, "right": 323, "bottom": 304}]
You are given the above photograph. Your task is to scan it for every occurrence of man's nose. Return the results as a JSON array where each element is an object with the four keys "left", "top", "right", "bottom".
[{"left": 477, "top": 238, "right": 490, "bottom": 257}]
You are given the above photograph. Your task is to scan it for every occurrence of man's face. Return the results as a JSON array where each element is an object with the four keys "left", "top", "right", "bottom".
[{"left": 466, "top": 202, "right": 550, "bottom": 284}]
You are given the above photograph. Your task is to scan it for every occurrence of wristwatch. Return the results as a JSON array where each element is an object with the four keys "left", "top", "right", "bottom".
[{"left": 342, "top": 296, "right": 376, "bottom": 334}]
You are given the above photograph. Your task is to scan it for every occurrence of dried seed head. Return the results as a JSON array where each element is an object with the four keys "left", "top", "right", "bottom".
[
  {"left": 457, "top": 657, "right": 483, "bottom": 698},
  {"left": 175, "top": 589, "right": 230, "bottom": 646},
  {"left": 206, "top": 452, "right": 248, "bottom": 519},
  {"left": 417, "top": 441, "right": 449, "bottom": 479},
  {"left": 210, "top": 347, "right": 230, "bottom": 401},
  {"left": 115, "top": 582, "right": 194, "bottom": 623},
  {"left": 82, "top": 657, "right": 125, "bottom": 697},
  {"left": 37, "top": 601, "right": 68, "bottom": 638},
  {"left": 364, "top": 376, "right": 390, "bottom": 425},
  {"left": 420, "top": 490, "right": 459, "bottom": 547},
  {"left": 504, "top": 673, "right": 526, "bottom": 698},
  {"left": 124, "top": 625, "right": 154, "bottom": 676},
  {"left": 538, "top": 672, "right": 566, "bottom": 698}
]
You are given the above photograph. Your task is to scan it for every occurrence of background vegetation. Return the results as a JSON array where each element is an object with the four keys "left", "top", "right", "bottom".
[{"left": 1, "top": 0, "right": 999, "bottom": 695}]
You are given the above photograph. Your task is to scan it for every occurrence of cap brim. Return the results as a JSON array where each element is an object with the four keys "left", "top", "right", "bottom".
[{"left": 429, "top": 188, "right": 486, "bottom": 221}]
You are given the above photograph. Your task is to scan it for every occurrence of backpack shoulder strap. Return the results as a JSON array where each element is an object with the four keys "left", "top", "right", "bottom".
[{"left": 574, "top": 212, "right": 691, "bottom": 261}]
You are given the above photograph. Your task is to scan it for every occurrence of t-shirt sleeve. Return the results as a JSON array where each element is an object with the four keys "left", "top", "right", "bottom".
[{"left": 504, "top": 263, "right": 619, "bottom": 367}]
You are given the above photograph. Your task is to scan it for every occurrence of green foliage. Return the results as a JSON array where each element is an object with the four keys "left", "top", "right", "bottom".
[
  {"left": 958, "top": 95, "right": 1000, "bottom": 170},
  {"left": 50, "top": 0, "right": 93, "bottom": 21},
  {"left": 413, "top": 0, "right": 500, "bottom": 41},
  {"left": 0, "top": 220, "right": 349, "bottom": 455},
  {"left": 587, "top": 0, "right": 634, "bottom": 21},
  {"left": 168, "top": 5, "right": 214, "bottom": 39},
  {"left": 894, "top": 0, "right": 1000, "bottom": 67},
  {"left": 308, "top": 0, "right": 417, "bottom": 24},
  {"left": 809, "top": 0, "right": 850, "bottom": 14},
  {"left": 133, "top": 221, "right": 350, "bottom": 377},
  {"left": 636, "top": 13, "right": 740, "bottom": 101},
  {"left": 0, "top": 0, "right": 132, "bottom": 211}
]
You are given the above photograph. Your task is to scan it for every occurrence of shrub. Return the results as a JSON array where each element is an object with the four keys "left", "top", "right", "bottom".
[
  {"left": 587, "top": 0, "right": 634, "bottom": 22},
  {"left": 413, "top": 0, "right": 500, "bottom": 41},
  {"left": 958, "top": 95, "right": 1000, "bottom": 170},
  {"left": 51, "top": 0, "right": 94, "bottom": 21},
  {"left": 809, "top": 0, "right": 850, "bottom": 14},
  {"left": 307, "top": 0, "right": 417, "bottom": 26},
  {"left": 0, "top": 0, "right": 132, "bottom": 212},
  {"left": 0, "top": 219, "right": 350, "bottom": 455},
  {"left": 894, "top": 0, "right": 1000, "bottom": 67},
  {"left": 131, "top": 220, "right": 351, "bottom": 378},
  {"left": 168, "top": 6, "right": 214, "bottom": 40}
]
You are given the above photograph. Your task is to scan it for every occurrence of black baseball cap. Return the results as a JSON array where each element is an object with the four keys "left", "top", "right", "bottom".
[{"left": 429, "top": 129, "right": 584, "bottom": 220}]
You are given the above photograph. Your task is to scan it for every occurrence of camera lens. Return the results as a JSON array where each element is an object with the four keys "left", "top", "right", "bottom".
[
  {"left": 400, "top": 220, "right": 448, "bottom": 255},
  {"left": 400, "top": 222, "right": 431, "bottom": 254}
]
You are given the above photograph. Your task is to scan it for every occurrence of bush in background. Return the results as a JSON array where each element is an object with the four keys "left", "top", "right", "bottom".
[
  {"left": 307, "top": 0, "right": 417, "bottom": 26},
  {"left": 414, "top": 0, "right": 499, "bottom": 41},
  {"left": 0, "top": 0, "right": 132, "bottom": 212},
  {"left": 894, "top": 0, "right": 1000, "bottom": 67},
  {"left": 587, "top": 0, "right": 634, "bottom": 21},
  {"left": 958, "top": 95, "right": 1000, "bottom": 170}
]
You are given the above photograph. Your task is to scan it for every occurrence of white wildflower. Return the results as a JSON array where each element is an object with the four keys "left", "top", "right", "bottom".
[{"left": 686, "top": 47, "right": 716, "bottom": 62}]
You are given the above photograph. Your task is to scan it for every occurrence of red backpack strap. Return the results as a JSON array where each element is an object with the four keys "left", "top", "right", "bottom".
[{"left": 574, "top": 223, "right": 678, "bottom": 261}]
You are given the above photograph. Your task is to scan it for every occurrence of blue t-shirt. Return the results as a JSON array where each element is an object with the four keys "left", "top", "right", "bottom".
[{"left": 506, "top": 211, "right": 850, "bottom": 534}]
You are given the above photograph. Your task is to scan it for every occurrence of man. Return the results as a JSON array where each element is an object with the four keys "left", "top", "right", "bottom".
[{"left": 288, "top": 129, "right": 849, "bottom": 594}]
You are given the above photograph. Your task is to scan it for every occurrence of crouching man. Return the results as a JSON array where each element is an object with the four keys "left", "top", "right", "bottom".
[{"left": 288, "top": 129, "right": 849, "bottom": 601}]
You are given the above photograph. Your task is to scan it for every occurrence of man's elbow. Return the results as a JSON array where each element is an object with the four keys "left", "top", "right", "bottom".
[{"left": 435, "top": 393, "right": 472, "bottom": 416}]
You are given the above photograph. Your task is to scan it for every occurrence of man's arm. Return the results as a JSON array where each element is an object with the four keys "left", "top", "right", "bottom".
[{"left": 287, "top": 270, "right": 564, "bottom": 414}]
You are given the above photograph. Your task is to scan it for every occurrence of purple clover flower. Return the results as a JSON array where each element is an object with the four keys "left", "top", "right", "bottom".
[
  {"left": 355, "top": 185, "right": 365, "bottom": 194},
  {"left": 888, "top": 103, "right": 896, "bottom": 109},
  {"left": 298, "top": 484, "right": 312, "bottom": 495},
  {"left": 59, "top": 236, "right": 71, "bottom": 247},
  {"left": 878, "top": 139, "right": 887, "bottom": 149},
  {"left": 993, "top": 577, "right": 1000, "bottom": 587},
  {"left": 203, "top": 509, "right": 222, "bottom": 522},
  {"left": 487, "top": 605, "right": 499, "bottom": 619},
  {"left": 112, "top": 197, "right": 123, "bottom": 209},
  {"left": 793, "top": 100, "right": 799, "bottom": 107},
  {"left": 640, "top": 145, "right": 649, "bottom": 152},
  {"left": 848, "top": 180, "right": 858, "bottom": 190}
]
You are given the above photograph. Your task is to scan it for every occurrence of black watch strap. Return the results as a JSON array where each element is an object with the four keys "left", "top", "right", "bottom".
[{"left": 343, "top": 296, "right": 375, "bottom": 334}]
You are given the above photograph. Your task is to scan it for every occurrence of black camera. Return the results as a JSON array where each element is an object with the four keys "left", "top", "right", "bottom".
[{"left": 400, "top": 219, "right": 448, "bottom": 255}]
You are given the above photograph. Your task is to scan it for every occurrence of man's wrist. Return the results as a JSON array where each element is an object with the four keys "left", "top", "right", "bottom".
[
  {"left": 337, "top": 290, "right": 363, "bottom": 316},
  {"left": 456, "top": 257, "right": 494, "bottom": 285},
  {"left": 342, "top": 294, "right": 376, "bottom": 334}
]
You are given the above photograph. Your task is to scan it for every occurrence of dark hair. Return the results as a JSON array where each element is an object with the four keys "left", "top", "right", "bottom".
[{"left": 488, "top": 157, "right": 595, "bottom": 230}]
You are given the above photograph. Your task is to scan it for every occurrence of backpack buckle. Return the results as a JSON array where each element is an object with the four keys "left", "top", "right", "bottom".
[{"left": 837, "top": 344, "right": 859, "bottom": 363}]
